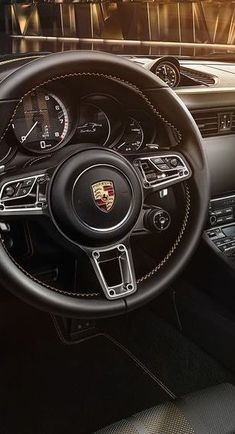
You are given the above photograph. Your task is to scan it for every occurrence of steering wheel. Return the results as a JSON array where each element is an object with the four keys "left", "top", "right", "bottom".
[{"left": 0, "top": 51, "right": 209, "bottom": 318}]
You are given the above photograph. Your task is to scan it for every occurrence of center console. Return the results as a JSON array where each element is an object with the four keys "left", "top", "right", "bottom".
[{"left": 206, "top": 194, "right": 235, "bottom": 261}]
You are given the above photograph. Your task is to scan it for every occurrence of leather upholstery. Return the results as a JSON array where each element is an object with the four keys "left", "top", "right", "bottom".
[
  {"left": 0, "top": 51, "right": 210, "bottom": 318},
  {"left": 94, "top": 383, "right": 235, "bottom": 434}
]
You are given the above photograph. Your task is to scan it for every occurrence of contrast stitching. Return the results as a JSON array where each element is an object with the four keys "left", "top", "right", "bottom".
[
  {"left": 0, "top": 72, "right": 182, "bottom": 144},
  {"left": 50, "top": 324, "right": 177, "bottom": 399},
  {"left": 23, "top": 154, "right": 52, "bottom": 168},
  {"left": 103, "top": 333, "right": 176, "bottom": 399},
  {"left": 48, "top": 324, "right": 176, "bottom": 399},
  {"left": 0, "top": 72, "right": 188, "bottom": 298},
  {"left": 0, "top": 239, "right": 99, "bottom": 297},
  {"left": 137, "top": 183, "right": 191, "bottom": 284}
]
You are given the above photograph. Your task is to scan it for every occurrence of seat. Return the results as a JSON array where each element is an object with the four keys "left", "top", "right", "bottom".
[{"left": 95, "top": 383, "right": 235, "bottom": 434}]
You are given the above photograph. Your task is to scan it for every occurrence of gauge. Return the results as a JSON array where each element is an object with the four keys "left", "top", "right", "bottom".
[
  {"left": 155, "top": 62, "right": 180, "bottom": 88},
  {"left": 0, "top": 139, "right": 14, "bottom": 164},
  {"left": 12, "top": 91, "right": 69, "bottom": 153},
  {"left": 114, "top": 117, "right": 144, "bottom": 153},
  {"left": 76, "top": 103, "right": 110, "bottom": 146}
]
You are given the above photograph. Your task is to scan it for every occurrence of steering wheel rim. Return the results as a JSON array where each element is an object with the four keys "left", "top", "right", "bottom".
[{"left": 0, "top": 51, "right": 210, "bottom": 318}]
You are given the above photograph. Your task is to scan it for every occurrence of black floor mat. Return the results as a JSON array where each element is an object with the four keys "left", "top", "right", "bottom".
[
  {"left": 103, "top": 309, "right": 234, "bottom": 397},
  {"left": 0, "top": 301, "right": 170, "bottom": 434}
]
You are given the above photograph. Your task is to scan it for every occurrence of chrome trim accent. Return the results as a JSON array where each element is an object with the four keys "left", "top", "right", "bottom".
[
  {"left": 210, "top": 193, "right": 235, "bottom": 202},
  {"left": 91, "top": 244, "right": 136, "bottom": 300},
  {"left": 217, "top": 221, "right": 235, "bottom": 229},
  {"left": 176, "top": 87, "right": 235, "bottom": 95},
  {"left": 0, "top": 173, "right": 48, "bottom": 215},
  {"left": 0, "top": 176, "right": 37, "bottom": 203},
  {"left": 135, "top": 153, "right": 191, "bottom": 189}
]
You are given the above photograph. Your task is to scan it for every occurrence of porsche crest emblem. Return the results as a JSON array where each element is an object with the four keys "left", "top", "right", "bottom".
[{"left": 91, "top": 181, "right": 115, "bottom": 212}]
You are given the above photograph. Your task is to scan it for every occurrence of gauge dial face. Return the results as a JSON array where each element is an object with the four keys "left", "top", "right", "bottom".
[
  {"left": 12, "top": 91, "right": 69, "bottom": 153},
  {"left": 155, "top": 62, "right": 179, "bottom": 87},
  {"left": 76, "top": 103, "right": 110, "bottom": 146},
  {"left": 114, "top": 117, "right": 144, "bottom": 153}
]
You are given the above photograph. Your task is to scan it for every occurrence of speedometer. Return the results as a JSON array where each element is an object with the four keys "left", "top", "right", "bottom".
[
  {"left": 114, "top": 117, "right": 144, "bottom": 153},
  {"left": 12, "top": 91, "right": 69, "bottom": 154}
]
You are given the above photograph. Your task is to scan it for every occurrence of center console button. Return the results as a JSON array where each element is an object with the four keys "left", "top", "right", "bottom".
[
  {"left": 225, "top": 215, "right": 234, "bottom": 222},
  {"left": 210, "top": 214, "right": 217, "bottom": 225},
  {"left": 216, "top": 217, "right": 225, "bottom": 224},
  {"left": 224, "top": 207, "right": 233, "bottom": 214},
  {"left": 224, "top": 246, "right": 235, "bottom": 256},
  {"left": 214, "top": 209, "right": 223, "bottom": 216}
]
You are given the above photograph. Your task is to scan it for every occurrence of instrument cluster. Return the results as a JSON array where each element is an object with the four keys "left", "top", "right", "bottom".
[{"left": 2, "top": 88, "right": 158, "bottom": 164}]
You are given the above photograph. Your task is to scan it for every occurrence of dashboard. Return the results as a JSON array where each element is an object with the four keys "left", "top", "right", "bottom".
[
  {"left": 1, "top": 52, "right": 235, "bottom": 274},
  {"left": 0, "top": 82, "right": 165, "bottom": 167},
  {"left": 1, "top": 52, "right": 235, "bottom": 200},
  {"left": 127, "top": 55, "right": 217, "bottom": 88}
]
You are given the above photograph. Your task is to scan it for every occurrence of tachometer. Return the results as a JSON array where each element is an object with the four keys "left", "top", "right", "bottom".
[
  {"left": 114, "top": 117, "right": 144, "bottom": 153},
  {"left": 12, "top": 91, "right": 69, "bottom": 153}
]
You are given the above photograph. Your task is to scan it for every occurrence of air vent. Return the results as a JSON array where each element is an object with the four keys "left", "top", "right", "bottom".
[
  {"left": 181, "top": 67, "right": 215, "bottom": 86},
  {"left": 192, "top": 109, "right": 235, "bottom": 138}
]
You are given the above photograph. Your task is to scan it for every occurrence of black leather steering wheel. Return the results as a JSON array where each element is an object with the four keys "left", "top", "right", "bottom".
[{"left": 0, "top": 51, "right": 210, "bottom": 318}]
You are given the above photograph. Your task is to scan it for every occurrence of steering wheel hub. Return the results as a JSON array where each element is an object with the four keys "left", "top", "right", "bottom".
[
  {"left": 50, "top": 147, "right": 143, "bottom": 247},
  {"left": 0, "top": 50, "right": 210, "bottom": 318}
]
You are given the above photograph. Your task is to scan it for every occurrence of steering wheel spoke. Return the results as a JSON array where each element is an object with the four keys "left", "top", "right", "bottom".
[
  {"left": 0, "top": 171, "right": 51, "bottom": 217},
  {"left": 0, "top": 50, "right": 210, "bottom": 319},
  {"left": 88, "top": 242, "right": 137, "bottom": 300},
  {"left": 133, "top": 151, "right": 192, "bottom": 192}
]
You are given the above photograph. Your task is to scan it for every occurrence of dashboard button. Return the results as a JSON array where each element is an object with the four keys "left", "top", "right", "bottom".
[
  {"left": 217, "top": 217, "right": 225, "bottom": 224},
  {"left": 210, "top": 214, "right": 217, "bottom": 225},
  {"left": 146, "top": 172, "right": 158, "bottom": 181},
  {"left": 225, "top": 215, "right": 233, "bottom": 222},
  {"left": 3, "top": 185, "right": 15, "bottom": 198},
  {"left": 224, "top": 207, "right": 233, "bottom": 214},
  {"left": 208, "top": 231, "right": 216, "bottom": 238},
  {"left": 224, "top": 246, "right": 235, "bottom": 256},
  {"left": 169, "top": 158, "right": 179, "bottom": 168},
  {"left": 152, "top": 158, "right": 164, "bottom": 165},
  {"left": 214, "top": 240, "right": 225, "bottom": 247},
  {"left": 214, "top": 209, "right": 223, "bottom": 216},
  {"left": 22, "top": 178, "right": 35, "bottom": 188},
  {"left": 16, "top": 187, "right": 31, "bottom": 197},
  {"left": 141, "top": 162, "right": 151, "bottom": 171},
  {"left": 157, "top": 163, "right": 169, "bottom": 171}
]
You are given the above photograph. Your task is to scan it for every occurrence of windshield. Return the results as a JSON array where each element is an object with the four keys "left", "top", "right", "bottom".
[{"left": 1, "top": 1, "right": 235, "bottom": 59}]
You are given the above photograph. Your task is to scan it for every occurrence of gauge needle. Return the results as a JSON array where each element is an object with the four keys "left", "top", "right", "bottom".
[
  {"left": 21, "top": 121, "right": 38, "bottom": 143},
  {"left": 117, "top": 142, "right": 126, "bottom": 149}
]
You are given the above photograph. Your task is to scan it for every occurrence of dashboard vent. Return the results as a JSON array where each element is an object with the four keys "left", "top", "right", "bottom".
[
  {"left": 181, "top": 67, "right": 215, "bottom": 86},
  {"left": 192, "top": 109, "right": 235, "bottom": 138}
]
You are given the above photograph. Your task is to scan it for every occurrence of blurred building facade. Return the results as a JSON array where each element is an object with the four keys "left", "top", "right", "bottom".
[
  {"left": 4, "top": 2, "right": 235, "bottom": 43},
  {"left": 1, "top": 1, "right": 235, "bottom": 56}
]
